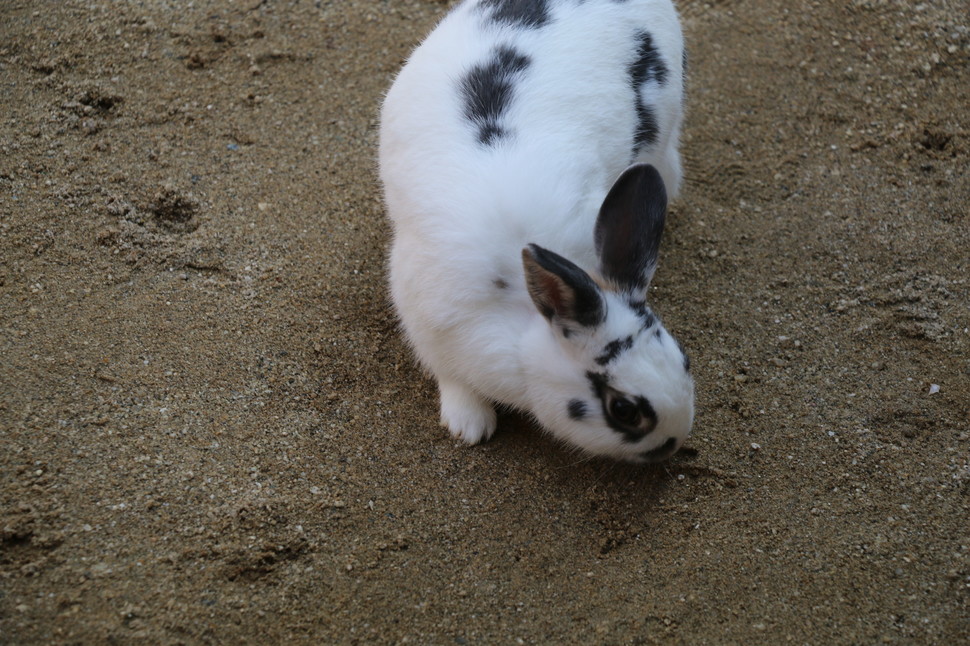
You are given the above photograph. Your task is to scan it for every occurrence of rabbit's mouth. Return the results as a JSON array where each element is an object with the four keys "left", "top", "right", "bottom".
[{"left": 638, "top": 437, "right": 679, "bottom": 463}]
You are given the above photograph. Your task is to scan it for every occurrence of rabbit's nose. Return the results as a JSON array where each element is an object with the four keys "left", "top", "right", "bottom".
[{"left": 639, "top": 436, "right": 679, "bottom": 463}]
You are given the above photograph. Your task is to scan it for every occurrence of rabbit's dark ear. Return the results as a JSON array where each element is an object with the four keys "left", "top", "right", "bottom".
[
  {"left": 594, "top": 163, "right": 668, "bottom": 293},
  {"left": 522, "top": 244, "right": 605, "bottom": 329}
]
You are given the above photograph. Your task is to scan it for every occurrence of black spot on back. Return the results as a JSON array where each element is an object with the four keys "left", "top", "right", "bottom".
[
  {"left": 460, "top": 46, "right": 531, "bottom": 146},
  {"left": 568, "top": 399, "right": 587, "bottom": 420},
  {"left": 595, "top": 336, "right": 634, "bottom": 366},
  {"left": 493, "top": 277, "right": 509, "bottom": 290},
  {"left": 632, "top": 100, "right": 659, "bottom": 153},
  {"left": 629, "top": 31, "right": 668, "bottom": 153},
  {"left": 480, "top": 0, "right": 550, "bottom": 29},
  {"left": 478, "top": 123, "right": 506, "bottom": 147}
]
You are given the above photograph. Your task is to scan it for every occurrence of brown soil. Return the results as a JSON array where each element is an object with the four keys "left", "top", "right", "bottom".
[{"left": 1, "top": 0, "right": 968, "bottom": 643}]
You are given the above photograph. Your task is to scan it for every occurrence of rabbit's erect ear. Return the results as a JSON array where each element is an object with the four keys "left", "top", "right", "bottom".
[
  {"left": 594, "top": 163, "right": 668, "bottom": 294},
  {"left": 522, "top": 244, "right": 605, "bottom": 329}
]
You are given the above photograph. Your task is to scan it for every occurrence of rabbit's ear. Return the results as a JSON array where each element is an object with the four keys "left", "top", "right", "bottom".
[
  {"left": 594, "top": 163, "right": 668, "bottom": 294},
  {"left": 522, "top": 244, "right": 605, "bottom": 329}
]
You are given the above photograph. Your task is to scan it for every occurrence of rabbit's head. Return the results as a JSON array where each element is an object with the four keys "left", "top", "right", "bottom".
[{"left": 521, "top": 164, "right": 694, "bottom": 462}]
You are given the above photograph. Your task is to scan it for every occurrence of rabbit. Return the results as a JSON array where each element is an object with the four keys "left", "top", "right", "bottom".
[{"left": 378, "top": 0, "right": 693, "bottom": 463}]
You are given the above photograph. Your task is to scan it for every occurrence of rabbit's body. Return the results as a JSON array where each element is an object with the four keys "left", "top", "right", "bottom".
[{"left": 380, "top": 0, "right": 693, "bottom": 462}]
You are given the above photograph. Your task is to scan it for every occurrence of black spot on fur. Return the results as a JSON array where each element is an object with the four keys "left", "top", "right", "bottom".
[
  {"left": 630, "top": 31, "right": 669, "bottom": 90},
  {"left": 629, "top": 31, "right": 668, "bottom": 153},
  {"left": 493, "top": 277, "right": 509, "bottom": 290},
  {"left": 478, "top": 123, "right": 506, "bottom": 147},
  {"left": 568, "top": 399, "right": 587, "bottom": 420},
  {"left": 480, "top": 0, "right": 550, "bottom": 29},
  {"left": 460, "top": 46, "right": 531, "bottom": 146},
  {"left": 633, "top": 105, "right": 658, "bottom": 154},
  {"left": 629, "top": 301, "right": 658, "bottom": 329},
  {"left": 640, "top": 436, "right": 678, "bottom": 462},
  {"left": 595, "top": 336, "right": 634, "bottom": 366},
  {"left": 586, "top": 371, "right": 609, "bottom": 396}
]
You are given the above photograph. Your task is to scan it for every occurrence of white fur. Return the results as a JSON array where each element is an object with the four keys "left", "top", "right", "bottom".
[{"left": 379, "top": 0, "right": 693, "bottom": 462}]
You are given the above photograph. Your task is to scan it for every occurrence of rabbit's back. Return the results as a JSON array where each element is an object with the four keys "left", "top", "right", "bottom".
[{"left": 380, "top": 0, "right": 685, "bottom": 243}]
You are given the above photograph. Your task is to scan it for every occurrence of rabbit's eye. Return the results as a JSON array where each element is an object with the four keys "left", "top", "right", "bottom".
[{"left": 609, "top": 397, "right": 640, "bottom": 426}]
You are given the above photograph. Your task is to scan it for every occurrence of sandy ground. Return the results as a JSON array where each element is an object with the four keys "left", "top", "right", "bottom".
[{"left": 1, "top": 0, "right": 968, "bottom": 643}]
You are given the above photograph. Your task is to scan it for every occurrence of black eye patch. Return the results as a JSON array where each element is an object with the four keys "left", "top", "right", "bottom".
[{"left": 586, "top": 371, "right": 658, "bottom": 443}]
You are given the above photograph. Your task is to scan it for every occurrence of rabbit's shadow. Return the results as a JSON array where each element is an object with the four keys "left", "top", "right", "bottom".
[{"left": 489, "top": 410, "right": 702, "bottom": 524}]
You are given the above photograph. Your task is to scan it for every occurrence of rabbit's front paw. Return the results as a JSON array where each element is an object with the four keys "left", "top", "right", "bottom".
[{"left": 438, "top": 380, "right": 496, "bottom": 445}]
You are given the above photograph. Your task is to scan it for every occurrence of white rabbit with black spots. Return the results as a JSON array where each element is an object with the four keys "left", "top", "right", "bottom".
[{"left": 379, "top": 0, "right": 693, "bottom": 462}]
